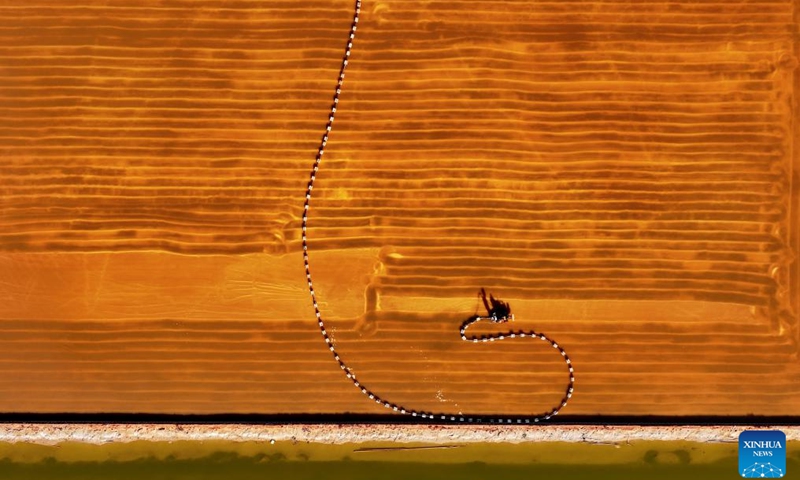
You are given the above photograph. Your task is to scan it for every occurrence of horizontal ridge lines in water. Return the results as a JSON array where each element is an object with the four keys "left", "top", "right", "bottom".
[
  {"left": 1, "top": 53, "right": 789, "bottom": 69},
  {"left": 0, "top": 97, "right": 780, "bottom": 110},
  {"left": 0, "top": 8, "right": 791, "bottom": 19},
  {"left": 312, "top": 179, "right": 782, "bottom": 192},
  {"left": 0, "top": 116, "right": 785, "bottom": 132},
  {"left": 0, "top": 60, "right": 786, "bottom": 73},
  {"left": 381, "top": 244, "right": 780, "bottom": 259},
  {"left": 0, "top": 25, "right": 793, "bottom": 39},
  {"left": 0, "top": 41, "right": 785, "bottom": 55},
  {"left": 5, "top": 215, "right": 769, "bottom": 234},
  {"left": 0, "top": 206, "right": 286, "bottom": 222},
  {"left": 0, "top": 319, "right": 773, "bottom": 333},
  {"left": 0, "top": 81, "right": 784, "bottom": 95},
  {"left": 0, "top": 328, "right": 777, "bottom": 345},
  {"left": 0, "top": 126, "right": 783, "bottom": 141},
  {"left": 0, "top": 126, "right": 786, "bottom": 143},
  {"left": 16, "top": 198, "right": 746, "bottom": 212},
  {"left": 0, "top": 166, "right": 784, "bottom": 180},
  {"left": 0, "top": 337, "right": 787, "bottom": 352},
  {"left": 0, "top": 381, "right": 795, "bottom": 397},
  {"left": 374, "top": 272, "right": 772, "bottom": 291},
  {"left": 308, "top": 226, "right": 779, "bottom": 244},
  {"left": 373, "top": 285, "right": 769, "bottom": 306},
  {"left": 0, "top": 351, "right": 786, "bottom": 370},
  {"left": 0, "top": 71, "right": 785, "bottom": 85},
  {"left": 0, "top": 379, "right": 794, "bottom": 395},
  {"left": 2, "top": 205, "right": 774, "bottom": 226},
  {"left": 0, "top": 113, "right": 785, "bottom": 130},
  {"left": 382, "top": 254, "right": 772, "bottom": 273},
  {"left": 0, "top": 1, "right": 790, "bottom": 7},
  {"left": 0, "top": 357, "right": 789, "bottom": 373},
  {"left": 0, "top": 227, "right": 781, "bottom": 251},
  {"left": 0, "top": 26, "right": 792, "bottom": 40},
  {"left": 0, "top": 138, "right": 784, "bottom": 154},
  {"left": 0, "top": 186, "right": 783, "bottom": 203},
  {"left": 0, "top": 342, "right": 788, "bottom": 359},
  {"left": 311, "top": 231, "right": 784, "bottom": 249},
  {"left": 381, "top": 266, "right": 773, "bottom": 289},
  {"left": 0, "top": 166, "right": 784, "bottom": 182},
  {"left": 1, "top": 155, "right": 781, "bottom": 170},
  {"left": 309, "top": 199, "right": 782, "bottom": 212}
]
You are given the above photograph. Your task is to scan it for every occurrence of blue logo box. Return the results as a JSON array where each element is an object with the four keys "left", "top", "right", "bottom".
[{"left": 739, "top": 430, "right": 786, "bottom": 478}]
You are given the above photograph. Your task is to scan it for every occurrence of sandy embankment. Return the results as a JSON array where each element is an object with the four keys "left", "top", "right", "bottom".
[{"left": 1, "top": 424, "right": 796, "bottom": 446}]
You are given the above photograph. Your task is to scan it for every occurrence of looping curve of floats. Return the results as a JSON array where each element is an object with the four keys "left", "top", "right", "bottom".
[{"left": 301, "top": 0, "right": 574, "bottom": 423}]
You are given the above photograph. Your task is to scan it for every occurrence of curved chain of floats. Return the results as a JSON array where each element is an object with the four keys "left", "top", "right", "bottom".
[{"left": 301, "top": 0, "right": 575, "bottom": 423}]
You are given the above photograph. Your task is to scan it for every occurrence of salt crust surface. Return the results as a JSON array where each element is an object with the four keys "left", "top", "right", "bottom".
[{"left": 0, "top": 424, "right": 796, "bottom": 446}]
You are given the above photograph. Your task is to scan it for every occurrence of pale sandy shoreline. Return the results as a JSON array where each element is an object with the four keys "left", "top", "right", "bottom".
[{"left": 0, "top": 424, "right": 796, "bottom": 446}]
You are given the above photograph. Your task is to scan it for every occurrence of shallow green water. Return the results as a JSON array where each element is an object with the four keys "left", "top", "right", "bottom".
[
  {"left": 0, "top": 441, "right": 797, "bottom": 479},
  {"left": 1, "top": 455, "right": 797, "bottom": 480}
]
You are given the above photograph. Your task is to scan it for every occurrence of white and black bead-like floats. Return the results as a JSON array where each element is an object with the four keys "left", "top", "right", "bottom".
[{"left": 300, "top": 0, "right": 575, "bottom": 424}]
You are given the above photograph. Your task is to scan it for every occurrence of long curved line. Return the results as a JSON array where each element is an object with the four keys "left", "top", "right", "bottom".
[{"left": 301, "top": 0, "right": 574, "bottom": 423}]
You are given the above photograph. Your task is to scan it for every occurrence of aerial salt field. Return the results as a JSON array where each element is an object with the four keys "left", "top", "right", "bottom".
[{"left": 0, "top": 0, "right": 798, "bottom": 476}]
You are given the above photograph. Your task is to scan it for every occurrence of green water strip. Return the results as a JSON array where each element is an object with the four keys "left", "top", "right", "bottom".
[{"left": 0, "top": 440, "right": 797, "bottom": 479}]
